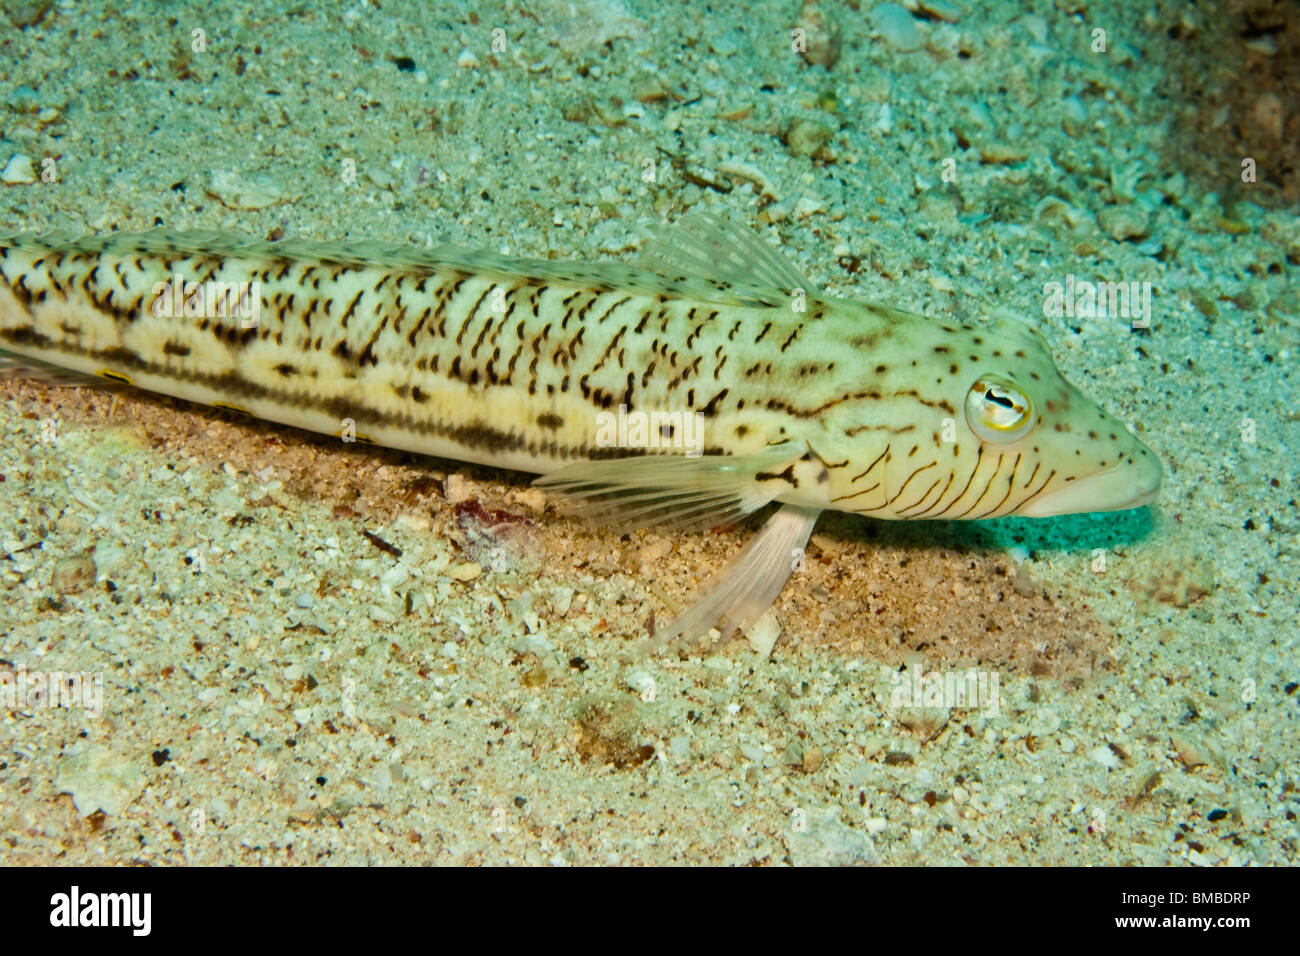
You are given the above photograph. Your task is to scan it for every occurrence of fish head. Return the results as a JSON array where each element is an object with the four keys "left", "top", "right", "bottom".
[
  {"left": 960, "top": 316, "right": 1162, "bottom": 518},
  {"left": 822, "top": 307, "right": 1161, "bottom": 519}
]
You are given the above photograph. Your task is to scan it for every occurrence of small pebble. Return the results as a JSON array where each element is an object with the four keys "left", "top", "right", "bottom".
[
  {"left": 1171, "top": 731, "right": 1209, "bottom": 770},
  {"left": 624, "top": 671, "right": 656, "bottom": 699},
  {"left": 709, "top": 30, "right": 742, "bottom": 58},
  {"left": 207, "top": 169, "right": 284, "bottom": 210},
  {"left": 1097, "top": 205, "right": 1151, "bottom": 241},
  {"left": 802, "top": 745, "right": 825, "bottom": 773},
  {"left": 632, "top": 75, "right": 669, "bottom": 104},
  {"left": 55, "top": 743, "right": 143, "bottom": 815},
  {"left": 4, "top": 0, "right": 51, "bottom": 28},
  {"left": 1, "top": 153, "right": 36, "bottom": 185},
  {"left": 871, "top": 3, "right": 923, "bottom": 53},
  {"left": 51, "top": 553, "right": 96, "bottom": 594},
  {"left": 551, "top": 585, "right": 575, "bottom": 614},
  {"left": 918, "top": 0, "right": 962, "bottom": 23},
  {"left": 745, "top": 609, "right": 782, "bottom": 657},
  {"left": 1062, "top": 95, "right": 1088, "bottom": 135},
  {"left": 5, "top": 85, "right": 41, "bottom": 112},
  {"left": 515, "top": 486, "right": 547, "bottom": 511},
  {"left": 443, "top": 473, "right": 474, "bottom": 504},
  {"left": 1088, "top": 744, "right": 1120, "bottom": 769},
  {"left": 447, "top": 561, "right": 482, "bottom": 582},
  {"left": 1253, "top": 93, "right": 1283, "bottom": 140},
  {"left": 798, "top": 0, "right": 842, "bottom": 69},
  {"left": 636, "top": 539, "right": 671, "bottom": 570},
  {"left": 1020, "top": 14, "right": 1049, "bottom": 44},
  {"left": 784, "top": 118, "right": 833, "bottom": 158},
  {"left": 978, "top": 142, "right": 1028, "bottom": 165}
]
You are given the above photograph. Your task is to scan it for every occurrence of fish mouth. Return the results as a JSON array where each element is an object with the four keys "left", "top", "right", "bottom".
[{"left": 1018, "top": 460, "right": 1161, "bottom": 517}]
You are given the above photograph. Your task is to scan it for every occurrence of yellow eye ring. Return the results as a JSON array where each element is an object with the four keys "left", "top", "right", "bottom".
[{"left": 965, "top": 377, "right": 1035, "bottom": 443}]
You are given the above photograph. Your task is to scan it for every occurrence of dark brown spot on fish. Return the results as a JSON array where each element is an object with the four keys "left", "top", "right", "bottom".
[{"left": 700, "top": 388, "right": 728, "bottom": 417}]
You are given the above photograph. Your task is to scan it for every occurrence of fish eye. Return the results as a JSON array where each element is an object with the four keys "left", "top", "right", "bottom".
[{"left": 965, "top": 376, "right": 1035, "bottom": 443}]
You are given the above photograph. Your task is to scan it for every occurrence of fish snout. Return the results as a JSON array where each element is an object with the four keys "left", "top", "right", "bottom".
[{"left": 1018, "top": 443, "right": 1161, "bottom": 517}]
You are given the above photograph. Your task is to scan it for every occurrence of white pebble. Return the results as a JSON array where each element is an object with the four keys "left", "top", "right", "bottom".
[
  {"left": 871, "top": 3, "right": 923, "bottom": 52},
  {"left": 443, "top": 473, "right": 473, "bottom": 504},
  {"left": 1088, "top": 744, "right": 1120, "bottom": 769},
  {"left": 625, "top": 671, "right": 657, "bottom": 699},
  {"left": 1020, "top": 14, "right": 1049, "bottom": 44},
  {"left": 380, "top": 563, "right": 410, "bottom": 590},
  {"left": 1, "top": 153, "right": 36, "bottom": 184},
  {"left": 875, "top": 102, "right": 893, "bottom": 133},
  {"left": 447, "top": 561, "right": 482, "bottom": 582},
  {"left": 745, "top": 609, "right": 782, "bottom": 657},
  {"left": 551, "top": 585, "right": 575, "bottom": 614},
  {"left": 207, "top": 169, "right": 284, "bottom": 210}
]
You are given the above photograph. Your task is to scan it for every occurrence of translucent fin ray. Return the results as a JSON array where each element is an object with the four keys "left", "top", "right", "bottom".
[
  {"left": 635, "top": 212, "right": 817, "bottom": 305},
  {"left": 0, "top": 349, "right": 122, "bottom": 388},
  {"left": 533, "top": 442, "right": 803, "bottom": 533},
  {"left": 641, "top": 503, "right": 821, "bottom": 654}
]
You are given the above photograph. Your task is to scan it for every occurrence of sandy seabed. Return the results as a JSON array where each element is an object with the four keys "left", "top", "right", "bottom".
[{"left": 0, "top": 0, "right": 1296, "bottom": 865}]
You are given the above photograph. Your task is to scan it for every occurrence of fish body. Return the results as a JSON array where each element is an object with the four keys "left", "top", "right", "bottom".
[{"left": 0, "top": 216, "right": 1160, "bottom": 649}]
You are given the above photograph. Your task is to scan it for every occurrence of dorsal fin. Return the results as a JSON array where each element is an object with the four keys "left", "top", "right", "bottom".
[
  {"left": 1, "top": 227, "right": 810, "bottom": 310},
  {"left": 635, "top": 213, "right": 818, "bottom": 307}
]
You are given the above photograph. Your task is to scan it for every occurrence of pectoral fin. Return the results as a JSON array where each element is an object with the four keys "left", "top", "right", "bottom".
[
  {"left": 534, "top": 442, "right": 804, "bottom": 533},
  {"left": 641, "top": 503, "right": 821, "bottom": 654},
  {"left": 0, "top": 349, "right": 125, "bottom": 388}
]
